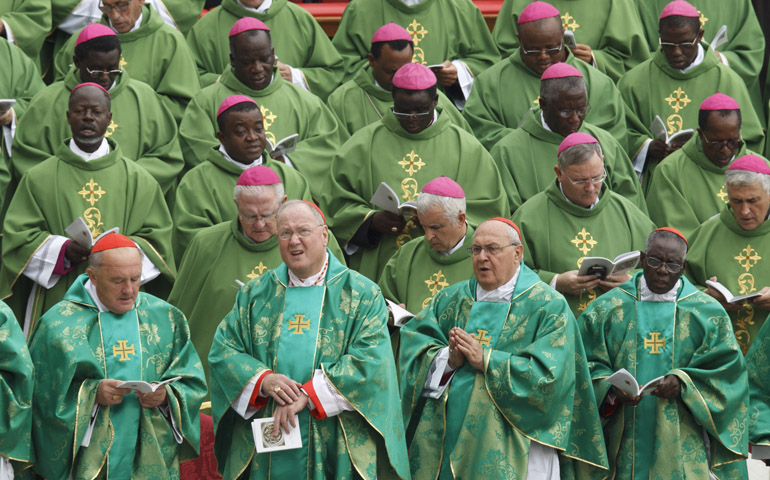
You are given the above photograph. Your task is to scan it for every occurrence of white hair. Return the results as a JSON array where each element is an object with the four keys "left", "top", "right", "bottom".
[
  {"left": 476, "top": 220, "right": 521, "bottom": 245},
  {"left": 725, "top": 170, "right": 770, "bottom": 196},
  {"left": 416, "top": 192, "right": 466, "bottom": 226},
  {"left": 276, "top": 199, "right": 324, "bottom": 226},
  {"left": 233, "top": 183, "right": 284, "bottom": 205}
]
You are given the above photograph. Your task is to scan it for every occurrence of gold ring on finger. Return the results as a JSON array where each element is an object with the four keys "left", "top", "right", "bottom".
[
  {"left": 274, "top": 386, "right": 282, "bottom": 393},
  {"left": 112, "top": 395, "right": 119, "bottom": 401},
  {"left": 391, "top": 227, "right": 398, "bottom": 233}
]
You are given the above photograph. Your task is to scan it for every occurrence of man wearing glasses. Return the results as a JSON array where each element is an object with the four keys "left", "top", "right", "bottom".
[
  {"left": 618, "top": 0, "right": 763, "bottom": 190},
  {"left": 579, "top": 227, "right": 749, "bottom": 479},
  {"left": 464, "top": 1, "right": 628, "bottom": 151},
  {"left": 491, "top": 62, "right": 644, "bottom": 214},
  {"left": 512, "top": 132, "right": 654, "bottom": 315},
  {"left": 399, "top": 217, "right": 608, "bottom": 479},
  {"left": 647, "top": 93, "right": 755, "bottom": 239}
]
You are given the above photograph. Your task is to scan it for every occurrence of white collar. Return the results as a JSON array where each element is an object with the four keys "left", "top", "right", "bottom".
[
  {"left": 69, "top": 138, "right": 110, "bottom": 162},
  {"left": 475, "top": 266, "right": 520, "bottom": 303},
  {"left": 558, "top": 181, "right": 599, "bottom": 209},
  {"left": 238, "top": 0, "right": 272, "bottom": 13},
  {"left": 218, "top": 144, "right": 262, "bottom": 170},
  {"left": 400, "top": 0, "right": 426, "bottom": 5},
  {"left": 85, "top": 279, "right": 111, "bottom": 312},
  {"left": 679, "top": 44, "right": 704, "bottom": 73},
  {"left": 640, "top": 276, "right": 680, "bottom": 302},
  {"left": 438, "top": 228, "right": 467, "bottom": 257},
  {"left": 110, "top": 11, "right": 143, "bottom": 32},
  {"left": 287, "top": 252, "right": 329, "bottom": 287},
  {"left": 541, "top": 111, "right": 553, "bottom": 132}
]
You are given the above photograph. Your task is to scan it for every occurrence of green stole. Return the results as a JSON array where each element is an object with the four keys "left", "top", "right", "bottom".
[
  {"left": 101, "top": 307, "right": 143, "bottom": 478},
  {"left": 267, "top": 284, "right": 325, "bottom": 478}
]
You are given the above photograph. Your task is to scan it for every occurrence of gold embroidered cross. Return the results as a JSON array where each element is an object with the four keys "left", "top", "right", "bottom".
[
  {"left": 78, "top": 179, "right": 106, "bottom": 206},
  {"left": 119, "top": 56, "right": 127, "bottom": 68},
  {"left": 570, "top": 228, "right": 597, "bottom": 256},
  {"left": 407, "top": 19, "right": 428, "bottom": 45},
  {"left": 716, "top": 185, "right": 728, "bottom": 203},
  {"left": 735, "top": 245, "right": 762, "bottom": 272},
  {"left": 425, "top": 270, "right": 449, "bottom": 296},
  {"left": 105, "top": 120, "right": 118, "bottom": 138},
  {"left": 473, "top": 329, "right": 491, "bottom": 347},
  {"left": 644, "top": 332, "right": 665, "bottom": 354},
  {"left": 561, "top": 12, "right": 580, "bottom": 31},
  {"left": 246, "top": 262, "right": 268, "bottom": 280},
  {"left": 288, "top": 314, "right": 310, "bottom": 335},
  {"left": 260, "top": 105, "right": 277, "bottom": 144},
  {"left": 398, "top": 150, "right": 425, "bottom": 176},
  {"left": 113, "top": 340, "right": 135, "bottom": 361},
  {"left": 698, "top": 10, "right": 708, "bottom": 28},
  {"left": 665, "top": 87, "right": 691, "bottom": 113}
]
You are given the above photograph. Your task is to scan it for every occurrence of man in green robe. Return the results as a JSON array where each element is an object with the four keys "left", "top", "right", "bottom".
[
  {"left": 0, "top": 0, "right": 51, "bottom": 67},
  {"left": 493, "top": 0, "right": 650, "bottom": 82},
  {"left": 52, "top": 0, "right": 201, "bottom": 122},
  {"left": 579, "top": 227, "right": 749, "bottom": 479},
  {"left": 490, "top": 63, "right": 644, "bottom": 213},
  {"left": 464, "top": 1, "right": 628, "bottom": 151},
  {"left": 646, "top": 93, "right": 755, "bottom": 238},
  {"left": 322, "top": 63, "right": 508, "bottom": 282},
  {"left": 179, "top": 18, "right": 345, "bottom": 199},
  {"left": 11, "top": 25, "right": 183, "bottom": 194},
  {"left": 512, "top": 133, "right": 655, "bottom": 315},
  {"left": 618, "top": 0, "right": 764, "bottom": 191},
  {"left": 28, "top": 234, "right": 206, "bottom": 480},
  {"left": 399, "top": 217, "right": 608, "bottom": 479},
  {"left": 686, "top": 154, "right": 770, "bottom": 354},
  {"left": 186, "top": 0, "right": 344, "bottom": 98},
  {"left": 208, "top": 200, "right": 410, "bottom": 479},
  {"left": 327, "top": 22, "right": 471, "bottom": 136},
  {"left": 0, "top": 83, "right": 176, "bottom": 335}
]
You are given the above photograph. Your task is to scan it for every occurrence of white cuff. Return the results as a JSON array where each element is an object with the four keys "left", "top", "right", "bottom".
[
  {"left": 343, "top": 242, "right": 359, "bottom": 256},
  {"left": 422, "top": 347, "right": 455, "bottom": 398},
  {"left": 58, "top": 1, "right": 102, "bottom": 34},
  {"left": 0, "top": 455, "right": 13, "bottom": 480},
  {"left": 632, "top": 139, "right": 652, "bottom": 180},
  {"left": 23, "top": 235, "right": 69, "bottom": 289},
  {"left": 232, "top": 376, "right": 259, "bottom": 420},
  {"left": 137, "top": 244, "right": 161, "bottom": 284},
  {"left": 2, "top": 21, "right": 14, "bottom": 44},
  {"left": 549, "top": 274, "right": 558, "bottom": 289},
  {"left": 280, "top": 154, "right": 294, "bottom": 168},
  {"left": 81, "top": 403, "right": 100, "bottom": 447},
  {"left": 526, "top": 441, "right": 560, "bottom": 479},
  {"left": 289, "top": 66, "right": 309, "bottom": 91},
  {"left": 310, "top": 369, "right": 353, "bottom": 418},
  {"left": 2, "top": 109, "right": 14, "bottom": 157},
  {"left": 451, "top": 60, "right": 474, "bottom": 110},
  {"left": 157, "top": 403, "right": 183, "bottom": 444}
]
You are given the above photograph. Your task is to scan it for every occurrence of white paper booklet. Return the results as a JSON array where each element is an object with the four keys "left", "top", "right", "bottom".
[
  {"left": 708, "top": 25, "right": 729, "bottom": 51},
  {"left": 117, "top": 376, "right": 181, "bottom": 394},
  {"left": 563, "top": 30, "right": 577, "bottom": 49},
  {"left": 253, "top": 415, "right": 303, "bottom": 453},
  {"left": 386, "top": 299, "right": 414, "bottom": 327},
  {"left": 0, "top": 99, "right": 16, "bottom": 113},
  {"left": 578, "top": 251, "right": 640, "bottom": 278},
  {"left": 370, "top": 182, "right": 417, "bottom": 217},
  {"left": 650, "top": 115, "right": 694, "bottom": 148},
  {"left": 65, "top": 217, "right": 119, "bottom": 249},
  {"left": 266, "top": 133, "right": 299, "bottom": 157},
  {"left": 606, "top": 368, "right": 664, "bottom": 397},
  {"left": 705, "top": 280, "right": 762, "bottom": 303}
]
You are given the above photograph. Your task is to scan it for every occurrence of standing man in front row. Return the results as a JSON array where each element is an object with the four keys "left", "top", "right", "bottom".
[
  {"left": 28, "top": 233, "right": 207, "bottom": 479},
  {"left": 579, "top": 228, "right": 749, "bottom": 479},
  {"left": 209, "top": 200, "right": 410, "bottom": 479},
  {"left": 399, "top": 217, "right": 608, "bottom": 479}
]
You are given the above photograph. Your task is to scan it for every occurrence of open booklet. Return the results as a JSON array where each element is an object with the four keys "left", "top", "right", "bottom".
[
  {"left": 266, "top": 133, "right": 299, "bottom": 158},
  {"left": 116, "top": 376, "right": 181, "bottom": 394},
  {"left": 65, "top": 217, "right": 119, "bottom": 249},
  {"left": 578, "top": 251, "right": 640, "bottom": 279},
  {"left": 370, "top": 182, "right": 417, "bottom": 217},
  {"left": 252, "top": 415, "right": 303, "bottom": 453},
  {"left": 386, "top": 299, "right": 414, "bottom": 327},
  {"left": 705, "top": 279, "right": 761, "bottom": 303},
  {"left": 606, "top": 368, "right": 664, "bottom": 398},
  {"left": 707, "top": 25, "right": 728, "bottom": 51},
  {"left": 0, "top": 98, "right": 15, "bottom": 113},
  {"left": 650, "top": 115, "right": 694, "bottom": 149}
]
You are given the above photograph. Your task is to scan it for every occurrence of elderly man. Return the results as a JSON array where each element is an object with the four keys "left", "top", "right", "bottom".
[
  {"left": 647, "top": 93, "right": 755, "bottom": 238},
  {"left": 0, "top": 83, "right": 175, "bottom": 333},
  {"left": 619, "top": 0, "right": 763, "bottom": 190},
  {"left": 11, "top": 24, "right": 183, "bottom": 194},
  {"left": 399, "top": 217, "right": 607, "bottom": 478},
  {"left": 322, "top": 63, "right": 508, "bottom": 282},
  {"left": 464, "top": 1, "right": 628, "bottom": 150},
  {"left": 52, "top": 0, "right": 200, "bottom": 122},
  {"left": 579, "top": 227, "right": 749, "bottom": 478},
  {"left": 173, "top": 95, "right": 312, "bottom": 259},
  {"left": 179, "top": 18, "right": 345, "bottom": 197},
  {"left": 686, "top": 154, "right": 770, "bottom": 354},
  {"left": 28, "top": 233, "right": 206, "bottom": 479},
  {"left": 491, "top": 63, "right": 644, "bottom": 213},
  {"left": 512, "top": 133, "right": 654, "bottom": 315},
  {"left": 327, "top": 22, "right": 471, "bottom": 136},
  {"left": 208, "top": 199, "right": 409, "bottom": 479}
]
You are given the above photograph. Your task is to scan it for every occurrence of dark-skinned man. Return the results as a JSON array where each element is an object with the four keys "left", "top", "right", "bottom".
[
  {"left": 0, "top": 83, "right": 175, "bottom": 336},
  {"left": 646, "top": 93, "right": 756, "bottom": 238},
  {"left": 464, "top": 1, "right": 628, "bottom": 150},
  {"left": 322, "top": 63, "right": 508, "bottom": 282},
  {"left": 618, "top": 0, "right": 763, "bottom": 193},
  {"left": 11, "top": 24, "right": 183, "bottom": 195},
  {"left": 327, "top": 22, "right": 471, "bottom": 136},
  {"left": 490, "top": 62, "right": 644, "bottom": 214},
  {"left": 179, "top": 18, "right": 345, "bottom": 199}
]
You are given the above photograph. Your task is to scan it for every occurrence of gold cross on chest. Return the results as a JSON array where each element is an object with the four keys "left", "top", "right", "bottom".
[
  {"left": 473, "top": 329, "right": 491, "bottom": 347},
  {"left": 288, "top": 314, "right": 311, "bottom": 335},
  {"left": 113, "top": 340, "right": 135, "bottom": 361},
  {"left": 644, "top": 332, "right": 665, "bottom": 354}
]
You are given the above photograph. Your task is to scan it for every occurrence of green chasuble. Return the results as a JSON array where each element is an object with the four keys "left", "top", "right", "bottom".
[
  {"left": 685, "top": 210, "right": 770, "bottom": 354},
  {"left": 52, "top": 6, "right": 201, "bottom": 122},
  {"left": 398, "top": 265, "right": 608, "bottom": 479},
  {"left": 645, "top": 134, "right": 754, "bottom": 239},
  {"left": 208, "top": 253, "right": 410, "bottom": 479},
  {"left": 0, "top": 0, "right": 51, "bottom": 67},
  {"left": 745, "top": 316, "right": 770, "bottom": 453},
  {"left": 490, "top": 111, "right": 645, "bottom": 213},
  {"left": 463, "top": 49, "right": 629, "bottom": 151},
  {"left": 327, "top": 66, "right": 472, "bottom": 137},
  {"left": 178, "top": 68, "right": 346, "bottom": 198},
  {"left": 151, "top": 0, "right": 205, "bottom": 35},
  {"left": 321, "top": 111, "right": 508, "bottom": 282},
  {"left": 186, "top": 0, "right": 344, "bottom": 98},
  {"left": 492, "top": 0, "right": 649, "bottom": 82},
  {"left": 172, "top": 147, "right": 312, "bottom": 259},
  {"left": 512, "top": 181, "right": 655, "bottom": 316},
  {"left": 618, "top": 47, "right": 764, "bottom": 170},
  {"left": 579, "top": 272, "right": 749, "bottom": 479},
  {"left": 11, "top": 67, "right": 183, "bottom": 193},
  {"left": 332, "top": 0, "right": 499, "bottom": 81},
  {"left": 27, "top": 274, "right": 207, "bottom": 480},
  {"left": 0, "top": 139, "right": 176, "bottom": 331},
  {"left": 0, "top": 301, "right": 33, "bottom": 469},
  {"left": 378, "top": 225, "right": 474, "bottom": 314}
]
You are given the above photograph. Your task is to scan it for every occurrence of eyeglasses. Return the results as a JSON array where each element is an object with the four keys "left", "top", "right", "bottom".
[
  {"left": 564, "top": 168, "right": 607, "bottom": 186},
  {"left": 558, "top": 105, "right": 591, "bottom": 119},
  {"left": 99, "top": 0, "right": 133, "bottom": 14},
  {"left": 391, "top": 107, "right": 433, "bottom": 120},
  {"left": 467, "top": 243, "right": 517, "bottom": 256},
  {"left": 240, "top": 209, "right": 277, "bottom": 224},
  {"left": 521, "top": 42, "right": 563, "bottom": 57},
  {"left": 658, "top": 37, "right": 699, "bottom": 50},
  {"left": 644, "top": 256, "right": 683, "bottom": 273},
  {"left": 277, "top": 225, "right": 323, "bottom": 241},
  {"left": 700, "top": 131, "right": 743, "bottom": 151},
  {"left": 85, "top": 67, "right": 123, "bottom": 78}
]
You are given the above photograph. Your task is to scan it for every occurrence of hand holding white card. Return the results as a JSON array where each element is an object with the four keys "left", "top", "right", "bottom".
[
  {"left": 606, "top": 368, "right": 664, "bottom": 397},
  {"left": 253, "top": 416, "right": 303, "bottom": 453},
  {"left": 117, "top": 376, "right": 181, "bottom": 394},
  {"left": 386, "top": 299, "right": 414, "bottom": 327}
]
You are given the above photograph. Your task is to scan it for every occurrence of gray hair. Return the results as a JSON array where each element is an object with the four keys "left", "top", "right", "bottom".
[
  {"left": 416, "top": 192, "right": 466, "bottom": 226},
  {"left": 233, "top": 183, "right": 285, "bottom": 205},
  {"left": 645, "top": 230, "right": 687, "bottom": 258},
  {"left": 540, "top": 76, "right": 586, "bottom": 105},
  {"left": 557, "top": 142, "right": 604, "bottom": 170},
  {"left": 725, "top": 170, "right": 770, "bottom": 196},
  {"left": 87, "top": 246, "right": 140, "bottom": 270},
  {"left": 276, "top": 199, "right": 324, "bottom": 226},
  {"left": 476, "top": 219, "right": 522, "bottom": 245}
]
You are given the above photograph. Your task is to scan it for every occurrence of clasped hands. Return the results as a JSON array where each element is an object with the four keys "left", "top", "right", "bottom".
[
  {"left": 262, "top": 373, "right": 309, "bottom": 437},
  {"left": 97, "top": 378, "right": 167, "bottom": 408},
  {"left": 611, "top": 375, "right": 681, "bottom": 407},
  {"left": 447, "top": 327, "right": 484, "bottom": 371}
]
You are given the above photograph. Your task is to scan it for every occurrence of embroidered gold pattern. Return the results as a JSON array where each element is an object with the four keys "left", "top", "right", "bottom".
[
  {"left": 570, "top": 228, "right": 597, "bottom": 256},
  {"left": 113, "top": 340, "right": 135, "bottom": 361},
  {"left": 644, "top": 332, "right": 665, "bottom": 354},
  {"left": 288, "top": 314, "right": 311, "bottom": 335}
]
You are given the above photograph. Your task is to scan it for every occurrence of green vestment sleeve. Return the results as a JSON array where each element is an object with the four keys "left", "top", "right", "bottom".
[
  {"left": 746, "top": 317, "right": 770, "bottom": 448},
  {"left": 0, "top": 0, "right": 51, "bottom": 67},
  {"left": 153, "top": 0, "right": 205, "bottom": 35}
]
